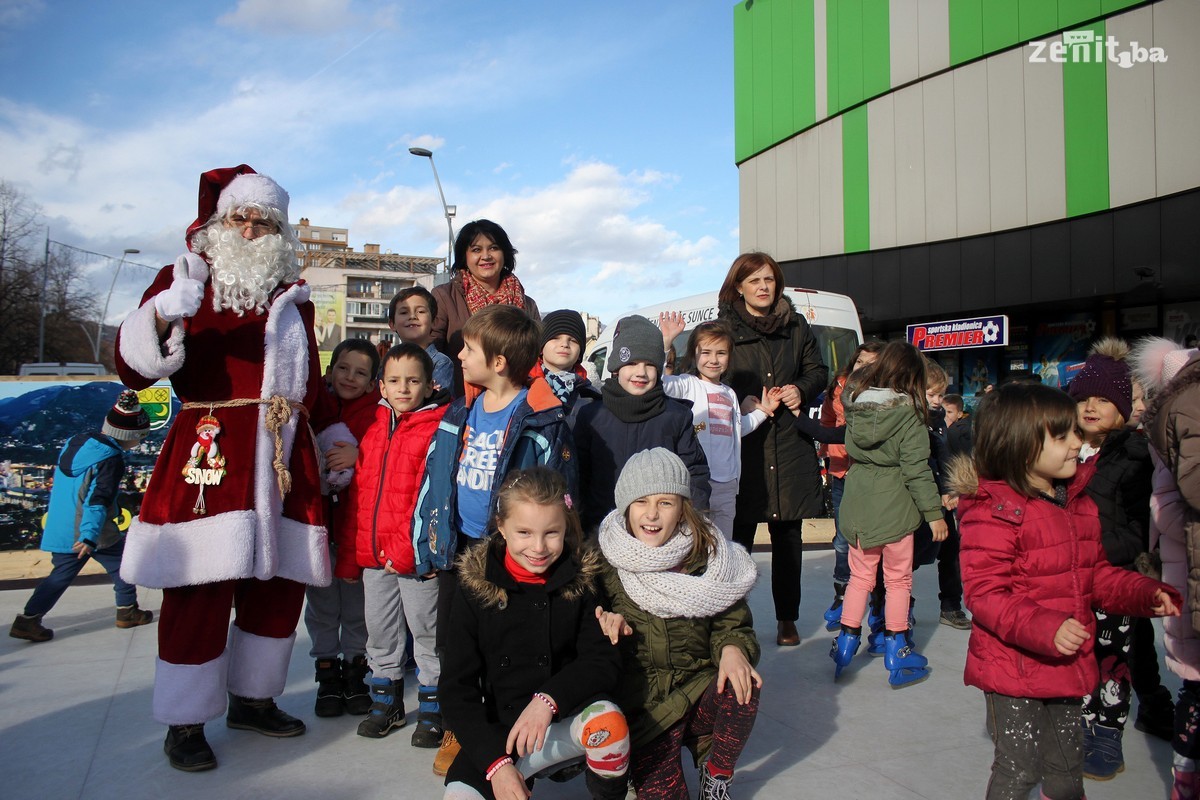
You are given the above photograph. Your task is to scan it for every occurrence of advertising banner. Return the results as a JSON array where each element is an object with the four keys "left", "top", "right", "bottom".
[{"left": 907, "top": 315, "right": 1008, "bottom": 352}]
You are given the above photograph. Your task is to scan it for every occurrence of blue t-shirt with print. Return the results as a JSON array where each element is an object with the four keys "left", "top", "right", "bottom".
[{"left": 456, "top": 389, "right": 527, "bottom": 538}]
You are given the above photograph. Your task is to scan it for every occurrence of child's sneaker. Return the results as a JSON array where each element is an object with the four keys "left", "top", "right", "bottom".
[
  {"left": 9, "top": 613, "right": 53, "bottom": 642},
  {"left": 698, "top": 765, "right": 731, "bottom": 800},
  {"left": 938, "top": 610, "right": 972, "bottom": 630}
]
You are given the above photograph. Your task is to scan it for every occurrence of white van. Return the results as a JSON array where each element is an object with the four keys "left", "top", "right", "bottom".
[
  {"left": 17, "top": 362, "right": 107, "bottom": 377},
  {"left": 584, "top": 288, "right": 863, "bottom": 381}
]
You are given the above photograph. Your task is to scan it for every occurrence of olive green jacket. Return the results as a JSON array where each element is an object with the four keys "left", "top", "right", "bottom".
[
  {"left": 839, "top": 387, "right": 943, "bottom": 549},
  {"left": 599, "top": 559, "right": 760, "bottom": 750}
]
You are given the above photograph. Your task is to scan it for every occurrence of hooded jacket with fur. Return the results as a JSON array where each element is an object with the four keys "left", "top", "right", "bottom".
[
  {"left": 951, "top": 456, "right": 1179, "bottom": 698},
  {"left": 440, "top": 537, "right": 619, "bottom": 792},
  {"left": 839, "top": 387, "right": 943, "bottom": 549}
]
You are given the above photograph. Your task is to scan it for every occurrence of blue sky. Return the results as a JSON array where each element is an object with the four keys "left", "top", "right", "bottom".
[{"left": 0, "top": 0, "right": 741, "bottom": 327}]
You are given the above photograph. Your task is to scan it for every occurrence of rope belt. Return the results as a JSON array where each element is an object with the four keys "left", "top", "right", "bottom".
[{"left": 181, "top": 396, "right": 309, "bottom": 496}]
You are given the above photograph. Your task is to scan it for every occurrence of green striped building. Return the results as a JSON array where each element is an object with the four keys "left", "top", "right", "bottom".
[{"left": 734, "top": 0, "right": 1200, "bottom": 374}]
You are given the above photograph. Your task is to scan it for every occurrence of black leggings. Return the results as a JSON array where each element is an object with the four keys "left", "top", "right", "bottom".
[{"left": 732, "top": 519, "right": 803, "bottom": 621}]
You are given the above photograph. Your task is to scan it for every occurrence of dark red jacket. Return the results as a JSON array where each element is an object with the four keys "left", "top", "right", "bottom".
[
  {"left": 955, "top": 460, "right": 1180, "bottom": 698},
  {"left": 337, "top": 401, "right": 447, "bottom": 579}
]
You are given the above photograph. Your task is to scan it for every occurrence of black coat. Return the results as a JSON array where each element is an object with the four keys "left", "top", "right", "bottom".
[
  {"left": 1085, "top": 428, "right": 1153, "bottom": 569},
  {"left": 574, "top": 394, "right": 711, "bottom": 531},
  {"left": 719, "top": 299, "right": 828, "bottom": 522},
  {"left": 441, "top": 538, "right": 620, "bottom": 793}
]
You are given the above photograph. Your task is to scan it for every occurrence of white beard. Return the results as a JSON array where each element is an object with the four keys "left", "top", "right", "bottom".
[{"left": 191, "top": 224, "right": 301, "bottom": 316}]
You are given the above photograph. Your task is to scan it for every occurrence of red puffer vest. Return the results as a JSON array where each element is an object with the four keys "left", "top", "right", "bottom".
[
  {"left": 336, "top": 402, "right": 447, "bottom": 578},
  {"left": 955, "top": 459, "right": 1177, "bottom": 698}
]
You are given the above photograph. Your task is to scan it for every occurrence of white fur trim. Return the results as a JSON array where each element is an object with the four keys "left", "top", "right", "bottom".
[
  {"left": 120, "top": 512, "right": 330, "bottom": 588},
  {"left": 226, "top": 626, "right": 296, "bottom": 699},
  {"left": 217, "top": 173, "right": 289, "bottom": 219},
  {"left": 316, "top": 422, "right": 356, "bottom": 494},
  {"left": 153, "top": 652, "right": 228, "bottom": 724},
  {"left": 315, "top": 422, "right": 356, "bottom": 454},
  {"left": 117, "top": 299, "right": 185, "bottom": 381}
]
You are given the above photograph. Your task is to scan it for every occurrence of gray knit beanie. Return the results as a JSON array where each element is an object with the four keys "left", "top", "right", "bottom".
[
  {"left": 607, "top": 314, "right": 665, "bottom": 374},
  {"left": 614, "top": 447, "right": 691, "bottom": 516}
]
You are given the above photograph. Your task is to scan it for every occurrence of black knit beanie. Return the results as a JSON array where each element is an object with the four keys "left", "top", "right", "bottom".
[{"left": 541, "top": 309, "right": 586, "bottom": 349}]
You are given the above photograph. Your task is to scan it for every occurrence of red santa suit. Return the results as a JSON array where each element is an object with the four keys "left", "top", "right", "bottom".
[{"left": 115, "top": 165, "right": 333, "bottom": 726}]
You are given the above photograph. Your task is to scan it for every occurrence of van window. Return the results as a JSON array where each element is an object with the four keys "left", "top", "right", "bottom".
[
  {"left": 588, "top": 346, "right": 608, "bottom": 379},
  {"left": 810, "top": 325, "right": 860, "bottom": 378}
]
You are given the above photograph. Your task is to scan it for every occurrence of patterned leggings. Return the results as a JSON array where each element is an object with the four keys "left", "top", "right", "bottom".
[
  {"left": 631, "top": 679, "right": 760, "bottom": 800},
  {"left": 1081, "top": 609, "right": 1134, "bottom": 730}
]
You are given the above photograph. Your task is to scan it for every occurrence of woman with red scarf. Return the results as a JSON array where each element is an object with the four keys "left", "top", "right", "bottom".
[{"left": 431, "top": 219, "right": 541, "bottom": 396}]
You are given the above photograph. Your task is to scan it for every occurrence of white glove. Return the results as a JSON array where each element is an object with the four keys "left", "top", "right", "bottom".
[{"left": 154, "top": 254, "right": 208, "bottom": 321}]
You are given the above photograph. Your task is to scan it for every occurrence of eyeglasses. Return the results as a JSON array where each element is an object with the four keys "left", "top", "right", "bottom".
[{"left": 225, "top": 214, "right": 279, "bottom": 235}]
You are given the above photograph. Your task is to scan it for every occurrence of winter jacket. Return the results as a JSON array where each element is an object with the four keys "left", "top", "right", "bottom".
[
  {"left": 441, "top": 537, "right": 619, "bottom": 794},
  {"left": 574, "top": 391, "right": 711, "bottom": 531},
  {"left": 1083, "top": 428, "right": 1153, "bottom": 570},
  {"left": 413, "top": 378, "right": 575, "bottom": 571},
  {"left": 952, "top": 458, "right": 1179, "bottom": 699},
  {"left": 41, "top": 433, "right": 128, "bottom": 553},
  {"left": 1141, "top": 352, "right": 1200, "bottom": 678},
  {"left": 598, "top": 557, "right": 759, "bottom": 750},
  {"left": 430, "top": 275, "right": 541, "bottom": 396},
  {"left": 839, "top": 388, "right": 943, "bottom": 549},
  {"left": 337, "top": 401, "right": 447, "bottom": 579},
  {"left": 946, "top": 417, "right": 974, "bottom": 458},
  {"left": 719, "top": 297, "right": 828, "bottom": 523}
]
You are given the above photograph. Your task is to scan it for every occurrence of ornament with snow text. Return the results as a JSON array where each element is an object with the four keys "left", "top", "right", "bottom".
[{"left": 184, "top": 413, "right": 227, "bottom": 514}]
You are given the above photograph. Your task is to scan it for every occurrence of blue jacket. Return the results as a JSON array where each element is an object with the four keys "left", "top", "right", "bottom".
[
  {"left": 41, "top": 433, "right": 128, "bottom": 553},
  {"left": 574, "top": 388, "right": 711, "bottom": 531},
  {"left": 413, "top": 379, "right": 576, "bottom": 572}
]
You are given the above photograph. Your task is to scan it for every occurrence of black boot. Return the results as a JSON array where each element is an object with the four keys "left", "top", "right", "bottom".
[
  {"left": 357, "top": 677, "right": 405, "bottom": 738},
  {"left": 1135, "top": 686, "right": 1176, "bottom": 742},
  {"left": 342, "top": 654, "right": 372, "bottom": 716},
  {"left": 585, "top": 769, "right": 629, "bottom": 800},
  {"left": 314, "top": 657, "right": 344, "bottom": 717},
  {"left": 226, "top": 693, "right": 306, "bottom": 737},
  {"left": 411, "top": 684, "right": 444, "bottom": 748},
  {"left": 164, "top": 724, "right": 217, "bottom": 772}
]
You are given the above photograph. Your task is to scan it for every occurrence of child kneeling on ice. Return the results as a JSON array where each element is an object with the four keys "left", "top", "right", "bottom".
[
  {"left": 597, "top": 448, "right": 761, "bottom": 800},
  {"left": 441, "top": 467, "right": 630, "bottom": 800}
]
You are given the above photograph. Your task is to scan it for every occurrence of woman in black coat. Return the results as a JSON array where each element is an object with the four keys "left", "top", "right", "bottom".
[{"left": 717, "top": 252, "right": 828, "bottom": 646}]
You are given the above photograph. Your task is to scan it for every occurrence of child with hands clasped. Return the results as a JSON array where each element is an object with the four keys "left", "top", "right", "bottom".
[
  {"left": 830, "top": 341, "right": 947, "bottom": 687},
  {"left": 440, "top": 467, "right": 630, "bottom": 800},
  {"left": 656, "top": 313, "right": 778, "bottom": 539},
  {"left": 596, "top": 448, "right": 761, "bottom": 800},
  {"left": 952, "top": 382, "right": 1180, "bottom": 800}
]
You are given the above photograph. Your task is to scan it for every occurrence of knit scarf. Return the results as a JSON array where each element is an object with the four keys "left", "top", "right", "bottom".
[
  {"left": 602, "top": 378, "right": 666, "bottom": 422},
  {"left": 462, "top": 269, "right": 527, "bottom": 316},
  {"left": 732, "top": 296, "right": 791, "bottom": 335},
  {"left": 598, "top": 510, "right": 758, "bottom": 619},
  {"left": 542, "top": 366, "right": 578, "bottom": 404}
]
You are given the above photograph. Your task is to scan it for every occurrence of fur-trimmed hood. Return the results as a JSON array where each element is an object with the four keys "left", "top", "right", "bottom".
[
  {"left": 843, "top": 387, "right": 921, "bottom": 449},
  {"left": 945, "top": 453, "right": 978, "bottom": 497},
  {"left": 1136, "top": 342, "right": 1200, "bottom": 431},
  {"left": 456, "top": 535, "right": 604, "bottom": 609}
]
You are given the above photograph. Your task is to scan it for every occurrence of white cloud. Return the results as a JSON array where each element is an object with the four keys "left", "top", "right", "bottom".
[
  {"left": 0, "top": 0, "right": 43, "bottom": 29},
  {"left": 218, "top": 0, "right": 355, "bottom": 35},
  {"left": 394, "top": 133, "right": 445, "bottom": 153}
]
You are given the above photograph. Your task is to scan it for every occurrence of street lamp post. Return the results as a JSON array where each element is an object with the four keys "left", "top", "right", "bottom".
[
  {"left": 408, "top": 147, "right": 455, "bottom": 273},
  {"left": 95, "top": 248, "right": 140, "bottom": 362}
]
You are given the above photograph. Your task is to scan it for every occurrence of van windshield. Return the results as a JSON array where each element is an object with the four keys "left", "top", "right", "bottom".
[{"left": 810, "top": 325, "right": 860, "bottom": 378}]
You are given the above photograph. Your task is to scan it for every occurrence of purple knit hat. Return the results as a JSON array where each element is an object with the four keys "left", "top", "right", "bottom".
[{"left": 1067, "top": 354, "right": 1132, "bottom": 422}]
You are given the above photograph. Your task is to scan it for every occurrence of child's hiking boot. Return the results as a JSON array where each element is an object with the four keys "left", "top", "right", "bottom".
[
  {"left": 822, "top": 583, "right": 846, "bottom": 632},
  {"left": 411, "top": 684, "right": 444, "bottom": 748},
  {"left": 115, "top": 603, "right": 153, "bottom": 628},
  {"left": 883, "top": 631, "right": 929, "bottom": 688},
  {"left": 698, "top": 764, "right": 732, "bottom": 800},
  {"left": 357, "top": 676, "right": 405, "bottom": 738},
  {"left": 585, "top": 769, "right": 630, "bottom": 800},
  {"left": 1082, "top": 724, "right": 1125, "bottom": 780},
  {"left": 9, "top": 613, "right": 52, "bottom": 642},
  {"left": 164, "top": 723, "right": 217, "bottom": 772},
  {"left": 1134, "top": 686, "right": 1175, "bottom": 742},
  {"left": 314, "top": 657, "right": 344, "bottom": 717},
  {"left": 938, "top": 609, "right": 972, "bottom": 630},
  {"left": 226, "top": 693, "right": 306, "bottom": 737},
  {"left": 342, "top": 654, "right": 372, "bottom": 715},
  {"left": 433, "top": 730, "right": 461, "bottom": 776},
  {"left": 830, "top": 627, "right": 861, "bottom": 680}
]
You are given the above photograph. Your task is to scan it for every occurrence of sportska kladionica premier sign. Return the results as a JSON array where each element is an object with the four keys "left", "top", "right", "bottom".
[{"left": 907, "top": 315, "right": 1009, "bottom": 352}]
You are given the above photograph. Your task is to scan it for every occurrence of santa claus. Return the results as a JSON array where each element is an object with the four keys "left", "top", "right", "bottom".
[{"left": 116, "top": 165, "right": 336, "bottom": 771}]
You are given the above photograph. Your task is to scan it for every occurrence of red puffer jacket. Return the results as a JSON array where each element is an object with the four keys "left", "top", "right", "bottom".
[
  {"left": 336, "top": 401, "right": 447, "bottom": 579},
  {"left": 953, "top": 458, "right": 1180, "bottom": 699}
]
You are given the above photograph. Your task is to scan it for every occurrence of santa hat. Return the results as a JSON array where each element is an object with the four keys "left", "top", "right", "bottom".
[
  {"left": 102, "top": 389, "right": 150, "bottom": 442},
  {"left": 185, "top": 165, "right": 289, "bottom": 246}
]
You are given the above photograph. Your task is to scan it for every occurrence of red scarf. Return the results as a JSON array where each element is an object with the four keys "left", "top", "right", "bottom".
[
  {"left": 462, "top": 269, "right": 527, "bottom": 316},
  {"left": 504, "top": 550, "right": 548, "bottom": 585}
]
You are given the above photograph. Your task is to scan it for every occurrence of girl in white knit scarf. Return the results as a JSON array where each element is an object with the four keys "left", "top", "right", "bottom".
[{"left": 595, "top": 448, "right": 761, "bottom": 800}]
